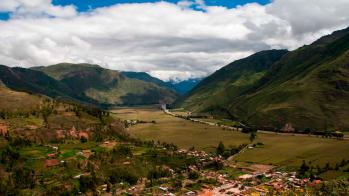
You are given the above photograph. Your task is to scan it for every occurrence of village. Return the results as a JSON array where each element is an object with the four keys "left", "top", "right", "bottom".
[
  {"left": 35, "top": 130, "right": 314, "bottom": 196},
  {"left": 89, "top": 147, "right": 313, "bottom": 196}
]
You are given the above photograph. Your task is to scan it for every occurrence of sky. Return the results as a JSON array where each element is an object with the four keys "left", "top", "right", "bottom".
[{"left": 0, "top": 0, "right": 349, "bottom": 81}]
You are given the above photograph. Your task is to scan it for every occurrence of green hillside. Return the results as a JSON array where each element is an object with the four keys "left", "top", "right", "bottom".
[
  {"left": 0, "top": 84, "right": 44, "bottom": 112},
  {"left": 177, "top": 49, "right": 288, "bottom": 113},
  {"left": 0, "top": 65, "right": 87, "bottom": 102},
  {"left": 229, "top": 27, "right": 349, "bottom": 130},
  {"left": 178, "top": 27, "right": 349, "bottom": 131},
  {"left": 27, "top": 63, "right": 178, "bottom": 106}
]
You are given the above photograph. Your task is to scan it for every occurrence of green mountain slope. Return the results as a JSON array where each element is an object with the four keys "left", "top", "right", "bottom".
[
  {"left": 229, "top": 27, "right": 349, "bottom": 130},
  {"left": 0, "top": 65, "right": 87, "bottom": 101},
  {"left": 121, "top": 71, "right": 171, "bottom": 88},
  {"left": 179, "top": 27, "right": 349, "bottom": 130},
  {"left": 177, "top": 49, "right": 288, "bottom": 113},
  {"left": 32, "top": 63, "right": 177, "bottom": 105}
]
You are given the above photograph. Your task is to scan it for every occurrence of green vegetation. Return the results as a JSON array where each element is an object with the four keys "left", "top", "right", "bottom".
[
  {"left": 176, "top": 49, "right": 288, "bottom": 116},
  {"left": 114, "top": 107, "right": 349, "bottom": 174},
  {"left": 113, "top": 107, "right": 250, "bottom": 151},
  {"left": 0, "top": 63, "right": 177, "bottom": 107},
  {"left": 178, "top": 27, "right": 349, "bottom": 131},
  {"left": 32, "top": 63, "right": 177, "bottom": 105},
  {"left": 0, "top": 89, "right": 195, "bottom": 195},
  {"left": 235, "top": 133, "right": 349, "bottom": 170}
]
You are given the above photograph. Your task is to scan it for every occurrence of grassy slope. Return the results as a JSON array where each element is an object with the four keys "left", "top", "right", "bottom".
[
  {"left": 177, "top": 50, "right": 288, "bottom": 114},
  {"left": 229, "top": 28, "right": 349, "bottom": 130},
  {"left": 0, "top": 84, "right": 43, "bottom": 112},
  {"left": 179, "top": 27, "right": 349, "bottom": 130},
  {"left": 0, "top": 65, "right": 82, "bottom": 101},
  {"left": 33, "top": 63, "right": 178, "bottom": 105}
]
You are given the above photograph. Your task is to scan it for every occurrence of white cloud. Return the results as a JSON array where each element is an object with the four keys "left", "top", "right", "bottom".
[
  {"left": 0, "top": 0, "right": 349, "bottom": 81},
  {"left": 0, "top": 0, "right": 77, "bottom": 18}
]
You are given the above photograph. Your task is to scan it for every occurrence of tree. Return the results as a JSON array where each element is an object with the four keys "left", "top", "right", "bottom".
[
  {"left": 80, "top": 136, "right": 87, "bottom": 143},
  {"left": 249, "top": 131, "right": 257, "bottom": 143},
  {"left": 299, "top": 160, "right": 310, "bottom": 177},
  {"left": 216, "top": 141, "right": 225, "bottom": 155},
  {"left": 188, "top": 171, "right": 200, "bottom": 180}
]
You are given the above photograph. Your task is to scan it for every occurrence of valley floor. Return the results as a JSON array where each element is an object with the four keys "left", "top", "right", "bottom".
[{"left": 111, "top": 106, "right": 349, "bottom": 179}]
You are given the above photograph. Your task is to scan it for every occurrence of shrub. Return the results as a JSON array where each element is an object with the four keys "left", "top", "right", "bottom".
[
  {"left": 188, "top": 171, "right": 200, "bottom": 180},
  {"left": 108, "top": 168, "right": 138, "bottom": 185}
]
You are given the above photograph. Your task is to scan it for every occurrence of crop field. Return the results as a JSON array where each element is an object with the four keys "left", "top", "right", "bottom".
[
  {"left": 111, "top": 107, "right": 250, "bottom": 151},
  {"left": 112, "top": 106, "right": 349, "bottom": 171},
  {"left": 235, "top": 133, "right": 349, "bottom": 169}
]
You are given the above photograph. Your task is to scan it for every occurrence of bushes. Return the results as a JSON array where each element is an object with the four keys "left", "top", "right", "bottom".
[
  {"left": 0, "top": 145, "right": 20, "bottom": 168},
  {"left": 108, "top": 168, "right": 138, "bottom": 185},
  {"left": 79, "top": 175, "right": 96, "bottom": 193},
  {"left": 311, "top": 180, "right": 349, "bottom": 195},
  {"left": 147, "top": 167, "right": 172, "bottom": 180},
  {"left": 12, "top": 167, "right": 36, "bottom": 189},
  {"left": 216, "top": 141, "right": 225, "bottom": 156},
  {"left": 112, "top": 145, "right": 132, "bottom": 157},
  {"left": 216, "top": 142, "right": 247, "bottom": 158},
  {"left": 188, "top": 171, "right": 200, "bottom": 180}
]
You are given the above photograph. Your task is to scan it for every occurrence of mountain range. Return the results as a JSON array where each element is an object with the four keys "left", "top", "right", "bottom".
[
  {"left": 0, "top": 63, "right": 179, "bottom": 106},
  {"left": 1, "top": 27, "right": 348, "bottom": 130},
  {"left": 122, "top": 71, "right": 202, "bottom": 95},
  {"left": 177, "top": 27, "right": 349, "bottom": 131}
]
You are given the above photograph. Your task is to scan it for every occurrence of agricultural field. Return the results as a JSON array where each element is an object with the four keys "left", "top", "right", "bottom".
[
  {"left": 111, "top": 107, "right": 250, "bottom": 151},
  {"left": 112, "top": 106, "right": 349, "bottom": 172},
  {"left": 235, "top": 133, "right": 349, "bottom": 169}
]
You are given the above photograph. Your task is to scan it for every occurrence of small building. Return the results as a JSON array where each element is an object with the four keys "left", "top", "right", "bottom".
[
  {"left": 0, "top": 123, "right": 8, "bottom": 136},
  {"left": 47, "top": 153, "right": 56, "bottom": 158},
  {"left": 78, "top": 131, "right": 89, "bottom": 139},
  {"left": 69, "top": 126, "right": 78, "bottom": 138},
  {"left": 239, "top": 174, "right": 254, "bottom": 180},
  {"left": 44, "top": 159, "right": 60, "bottom": 168},
  {"left": 55, "top": 129, "right": 66, "bottom": 139},
  {"left": 281, "top": 123, "right": 295, "bottom": 133}
]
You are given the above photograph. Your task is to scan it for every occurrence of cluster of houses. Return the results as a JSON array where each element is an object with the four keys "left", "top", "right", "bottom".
[
  {"left": 55, "top": 126, "right": 90, "bottom": 140},
  {"left": 43, "top": 145, "right": 62, "bottom": 168},
  {"left": 178, "top": 149, "right": 224, "bottom": 167},
  {"left": 178, "top": 169, "right": 312, "bottom": 196},
  {"left": 157, "top": 148, "right": 312, "bottom": 195}
]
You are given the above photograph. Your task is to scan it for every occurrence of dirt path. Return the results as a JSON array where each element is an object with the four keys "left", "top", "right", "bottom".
[{"left": 227, "top": 144, "right": 250, "bottom": 162}]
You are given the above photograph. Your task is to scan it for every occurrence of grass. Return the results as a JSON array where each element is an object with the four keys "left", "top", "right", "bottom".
[
  {"left": 111, "top": 107, "right": 250, "bottom": 152},
  {"left": 113, "top": 106, "right": 349, "bottom": 172},
  {"left": 8, "top": 116, "right": 44, "bottom": 129},
  {"left": 235, "top": 132, "right": 349, "bottom": 169},
  {"left": 0, "top": 86, "right": 43, "bottom": 112}
]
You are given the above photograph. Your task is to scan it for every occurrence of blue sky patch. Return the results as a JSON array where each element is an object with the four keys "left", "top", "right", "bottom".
[{"left": 52, "top": 0, "right": 270, "bottom": 12}]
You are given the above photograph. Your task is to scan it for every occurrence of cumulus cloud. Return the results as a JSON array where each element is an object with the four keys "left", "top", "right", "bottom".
[
  {"left": 0, "top": 0, "right": 77, "bottom": 18},
  {"left": 0, "top": 0, "right": 349, "bottom": 81}
]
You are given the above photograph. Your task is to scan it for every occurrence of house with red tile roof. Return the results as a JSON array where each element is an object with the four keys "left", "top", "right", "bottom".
[{"left": 44, "top": 159, "right": 60, "bottom": 168}]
